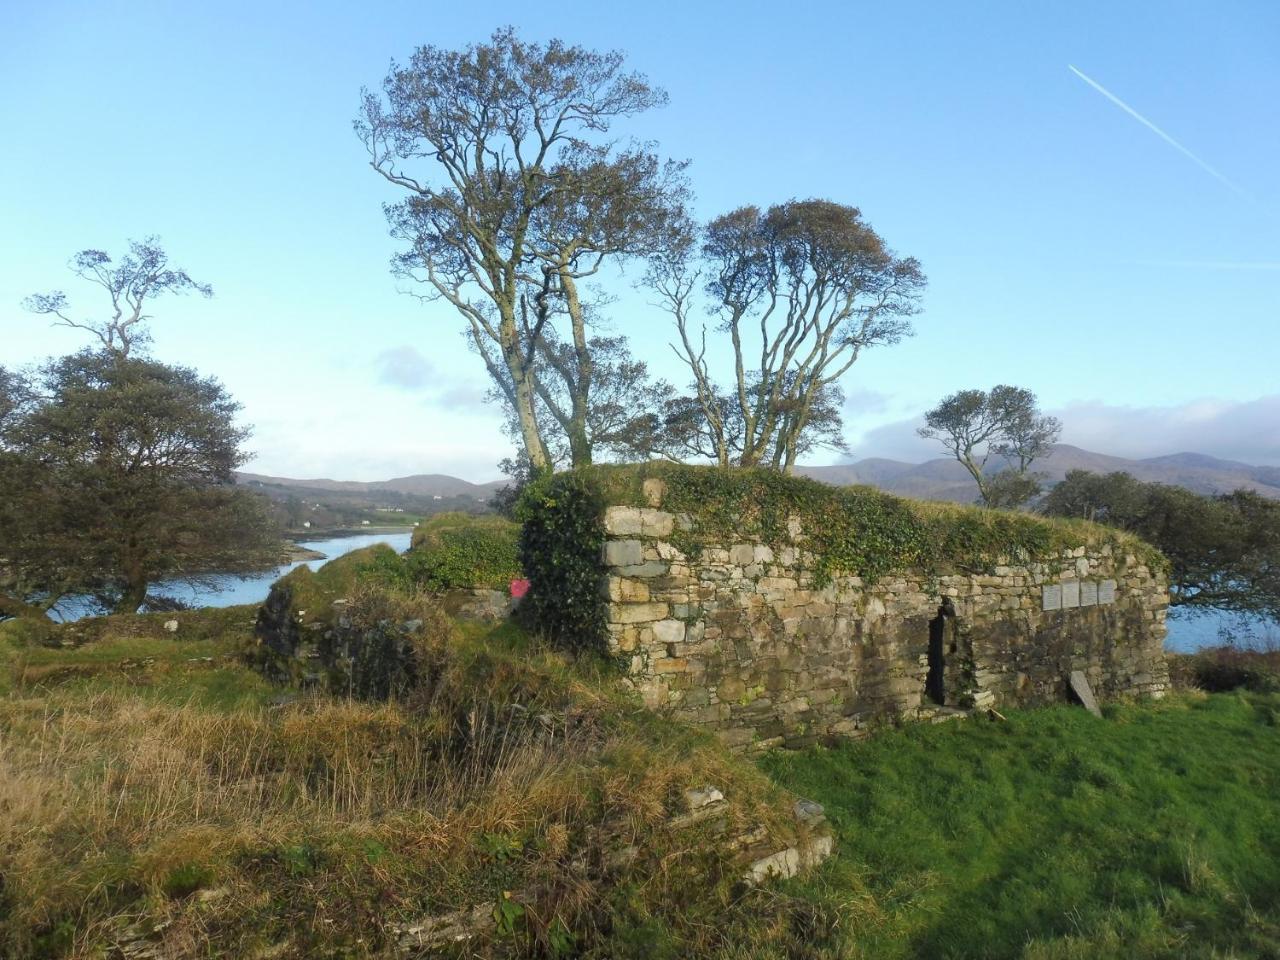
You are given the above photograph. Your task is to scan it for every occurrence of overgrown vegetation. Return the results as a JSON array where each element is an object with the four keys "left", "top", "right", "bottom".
[
  {"left": 562, "top": 463, "right": 1163, "bottom": 589},
  {"left": 1042, "top": 470, "right": 1280, "bottom": 623},
  {"left": 0, "top": 605, "right": 804, "bottom": 959},
  {"left": 515, "top": 472, "right": 609, "bottom": 655},
  {"left": 403, "top": 512, "right": 523, "bottom": 590}
]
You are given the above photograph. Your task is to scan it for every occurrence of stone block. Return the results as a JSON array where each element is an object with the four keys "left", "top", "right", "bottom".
[
  {"left": 616, "top": 560, "right": 669, "bottom": 578},
  {"left": 1080, "top": 581, "right": 1098, "bottom": 607},
  {"left": 729, "top": 544, "right": 756, "bottom": 565},
  {"left": 652, "top": 619, "right": 686, "bottom": 645},
  {"left": 642, "top": 478, "right": 666, "bottom": 506},
  {"left": 604, "top": 506, "right": 645, "bottom": 536},
  {"left": 1041, "top": 584, "right": 1062, "bottom": 611},
  {"left": 610, "top": 602, "right": 670, "bottom": 624},
  {"left": 1098, "top": 580, "right": 1117, "bottom": 604},
  {"left": 603, "top": 539, "right": 643, "bottom": 567}
]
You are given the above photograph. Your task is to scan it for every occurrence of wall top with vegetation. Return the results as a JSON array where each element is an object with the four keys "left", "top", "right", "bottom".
[{"left": 574, "top": 462, "right": 1166, "bottom": 583}]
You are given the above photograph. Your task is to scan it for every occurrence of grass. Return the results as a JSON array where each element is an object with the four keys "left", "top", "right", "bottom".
[
  {"left": 760, "top": 692, "right": 1280, "bottom": 959},
  {"left": 0, "top": 605, "right": 802, "bottom": 959},
  {"left": 4, "top": 595, "right": 1279, "bottom": 958}
]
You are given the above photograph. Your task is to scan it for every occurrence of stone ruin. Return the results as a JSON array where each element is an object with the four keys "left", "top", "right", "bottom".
[{"left": 598, "top": 482, "right": 1170, "bottom": 752}]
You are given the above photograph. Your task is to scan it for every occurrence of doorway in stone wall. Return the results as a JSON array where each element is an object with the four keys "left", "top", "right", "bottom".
[{"left": 926, "top": 599, "right": 956, "bottom": 706}]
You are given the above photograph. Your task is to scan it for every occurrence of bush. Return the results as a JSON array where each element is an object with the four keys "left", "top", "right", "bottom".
[
  {"left": 402, "top": 513, "right": 522, "bottom": 590},
  {"left": 515, "top": 471, "right": 608, "bottom": 656},
  {"left": 1170, "top": 645, "right": 1280, "bottom": 693},
  {"left": 324, "top": 584, "right": 456, "bottom": 700}
]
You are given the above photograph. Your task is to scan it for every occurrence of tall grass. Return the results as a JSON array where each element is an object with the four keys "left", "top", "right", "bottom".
[{"left": 0, "top": 613, "right": 797, "bottom": 959}]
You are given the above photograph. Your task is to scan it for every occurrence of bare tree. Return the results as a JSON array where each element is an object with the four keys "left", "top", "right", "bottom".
[
  {"left": 917, "top": 385, "right": 1061, "bottom": 507},
  {"left": 356, "top": 28, "right": 683, "bottom": 471},
  {"left": 653, "top": 200, "right": 925, "bottom": 470},
  {"left": 24, "top": 238, "right": 212, "bottom": 359}
]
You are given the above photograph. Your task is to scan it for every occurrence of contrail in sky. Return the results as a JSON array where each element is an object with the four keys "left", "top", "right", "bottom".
[{"left": 1068, "top": 64, "right": 1250, "bottom": 200}]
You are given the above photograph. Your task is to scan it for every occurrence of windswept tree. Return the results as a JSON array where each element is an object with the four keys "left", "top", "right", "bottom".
[
  {"left": 653, "top": 199, "right": 924, "bottom": 471},
  {"left": 4, "top": 247, "right": 279, "bottom": 617},
  {"left": 24, "top": 237, "right": 212, "bottom": 359},
  {"left": 0, "top": 353, "right": 281, "bottom": 615},
  {"left": 918, "top": 385, "right": 1061, "bottom": 508},
  {"left": 357, "top": 28, "right": 687, "bottom": 471},
  {"left": 1043, "top": 470, "right": 1280, "bottom": 622}
]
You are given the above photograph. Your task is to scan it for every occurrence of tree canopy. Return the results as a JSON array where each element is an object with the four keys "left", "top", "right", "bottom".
[
  {"left": 357, "top": 27, "right": 687, "bottom": 471},
  {"left": 1042, "top": 470, "right": 1280, "bottom": 622},
  {"left": 918, "top": 385, "right": 1061, "bottom": 507},
  {"left": 0, "top": 352, "right": 281, "bottom": 615},
  {"left": 23, "top": 237, "right": 212, "bottom": 360},
  {"left": 654, "top": 199, "right": 924, "bottom": 470}
]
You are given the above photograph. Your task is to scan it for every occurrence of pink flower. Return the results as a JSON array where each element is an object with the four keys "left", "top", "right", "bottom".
[{"left": 510, "top": 578, "right": 531, "bottom": 599}]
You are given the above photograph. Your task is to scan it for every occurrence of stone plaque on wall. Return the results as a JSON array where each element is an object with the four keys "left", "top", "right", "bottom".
[
  {"left": 1080, "top": 581, "right": 1099, "bottom": 606},
  {"left": 1042, "top": 584, "right": 1062, "bottom": 611},
  {"left": 1098, "top": 580, "right": 1117, "bottom": 604},
  {"left": 1062, "top": 580, "right": 1081, "bottom": 608}
]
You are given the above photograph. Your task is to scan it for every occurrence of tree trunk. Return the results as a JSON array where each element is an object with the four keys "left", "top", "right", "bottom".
[{"left": 559, "top": 271, "right": 593, "bottom": 468}]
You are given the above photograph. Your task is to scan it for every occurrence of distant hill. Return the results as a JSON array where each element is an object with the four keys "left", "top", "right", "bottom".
[
  {"left": 237, "top": 472, "right": 507, "bottom": 501},
  {"left": 798, "top": 444, "right": 1280, "bottom": 503},
  {"left": 237, "top": 445, "right": 1280, "bottom": 514}
]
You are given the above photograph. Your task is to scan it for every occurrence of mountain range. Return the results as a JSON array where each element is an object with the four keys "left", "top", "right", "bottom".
[
  {"left": 796, "top": 445, "right": 1280, "bottom": 502},
  {"left": 237, "top": 445, "right": 1280, "bottom": 507}
]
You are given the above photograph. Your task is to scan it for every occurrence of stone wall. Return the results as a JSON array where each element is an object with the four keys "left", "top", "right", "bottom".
[{"left": 601, "top": 486, "right": 1169, "bottom": 751}]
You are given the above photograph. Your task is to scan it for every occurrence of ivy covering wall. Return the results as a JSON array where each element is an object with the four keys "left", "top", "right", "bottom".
[
  {"left": 589, "top": 463, "right": 1166, "bottom": 585},
  {"left": 513, "top": 463, "right": 1166, "bottom": 658}
]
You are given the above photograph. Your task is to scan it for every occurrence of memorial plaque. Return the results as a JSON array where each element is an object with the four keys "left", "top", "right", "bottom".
[
  {"left": 1042, "top": 584, "right": 1062, "bottom": 611},
  {"left": 1080, "top": 581, "right": 1099, "bottom": 606},
  {"left": 1062, "top": 580, "right": 1081, "bottom": 608},
  {"left": 1098, "top": 580, "right": 1117, "bottom": 605},
  {"left": 1069, "top": 670, "right": 1103, "bottom": 718}
]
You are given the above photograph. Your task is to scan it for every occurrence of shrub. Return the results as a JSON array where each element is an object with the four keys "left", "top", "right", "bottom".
[
  {"left": 1171, "top": 645, "right": 1280, "bottom": 693},
  {"left": 324, "top": 583, "right": 456, "bottom": 700},
  {"left": 401, "top": 513, "right": 522, "bottom": 590},
  {"left": 515, "top": 471, "right": 608, "bottom": 656}
]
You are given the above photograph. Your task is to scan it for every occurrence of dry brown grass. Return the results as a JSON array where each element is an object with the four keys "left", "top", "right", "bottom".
[{"left": 0, "top": 611, "right": 800, "bottom": 959}]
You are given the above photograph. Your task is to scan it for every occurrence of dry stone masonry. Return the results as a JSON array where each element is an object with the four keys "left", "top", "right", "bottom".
[{"left": 601, "top": 481, "right": 1169, "bottom": 752}]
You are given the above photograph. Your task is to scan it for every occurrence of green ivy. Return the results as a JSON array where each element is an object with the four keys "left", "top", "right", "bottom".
[
  {"left": 515, "top": 471, "right": 608, "bottom": 655},
  {"left": 541, "top": 463, "right": 1163, "bottom": 591}
]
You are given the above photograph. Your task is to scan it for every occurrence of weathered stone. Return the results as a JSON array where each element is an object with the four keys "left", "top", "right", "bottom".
[
  {"left": 1042, "top": 584, "right": 1062, "bottom": 611},
  {"left": 1069, "top": 670, "right": 1102, "bottom": 718},
  {"left": 603, "top": 539, "right": 643, "bottom": 567},
  {"left": 652, "top": 619, "right": 686, "bottom": 645},
  {"left": 642, "top": 477, "right": 666, "bottom": 506},
  {"left": 610, "top": 602, "right": 670, "bottom": 624},
  {"left": 1080, "top": 581, "right": 1098, "bottom": 606}
]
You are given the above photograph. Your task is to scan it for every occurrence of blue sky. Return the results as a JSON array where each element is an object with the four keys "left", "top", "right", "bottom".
[{"left": 2, "top": 0, "right": 1277, "bottom": 480}]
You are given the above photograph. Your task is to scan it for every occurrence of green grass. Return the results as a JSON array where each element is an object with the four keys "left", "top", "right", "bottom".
[
  {"left": 761, "top": 694, "right": 1280, "bottom": 959},
  {"left": 6, "top": 593, "right": 1280, "bottom": 958}
]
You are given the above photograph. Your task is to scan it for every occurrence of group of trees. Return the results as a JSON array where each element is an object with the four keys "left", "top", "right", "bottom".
[
  {"left": 8, "top": 28, "right": 1269, "bottom": 629},
  {"left": 1, "top": 241, "right": 279, "bottom": 617},
  {"left": 1042, "top": 470, "right": 1280, "bottom": 623},
  {"left": 356, "top": 28, "right": 926, "bottom": 477}
]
